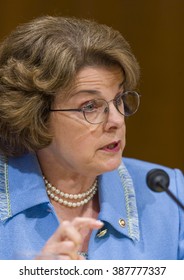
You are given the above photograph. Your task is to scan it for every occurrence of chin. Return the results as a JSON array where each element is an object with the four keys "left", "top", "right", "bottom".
[{"left": 100, "top": 157, "right": 122, "bottom": 173}]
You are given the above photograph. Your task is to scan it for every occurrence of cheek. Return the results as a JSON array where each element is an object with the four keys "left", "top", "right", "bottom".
[
  {"left": 50, "top": 115, "right": 99, "bottom": 150},
  {"left": 73, "top": 124, "right": 101, "bottom": 141}
]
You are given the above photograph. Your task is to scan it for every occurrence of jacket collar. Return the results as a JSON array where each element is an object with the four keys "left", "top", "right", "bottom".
[
  {"left": 98, "top": 162, "right": 140, "bottom": 241},
  {"left": 0, "top": 153, "right": 49, "bottom": 221}
]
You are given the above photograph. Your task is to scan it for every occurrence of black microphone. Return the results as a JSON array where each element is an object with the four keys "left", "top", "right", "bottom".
[{"left": 146, "top": 168, "right": 184, "bottom": 211}]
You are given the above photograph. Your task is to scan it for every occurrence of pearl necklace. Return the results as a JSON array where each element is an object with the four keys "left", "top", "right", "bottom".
[{"left": 43, "top": 176, "right": 98, "bottom": 208}]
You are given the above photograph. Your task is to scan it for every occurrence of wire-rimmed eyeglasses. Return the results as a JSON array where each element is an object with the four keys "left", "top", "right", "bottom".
[{"left": 50, "top": 91, "right": 141, "bottom": 124}]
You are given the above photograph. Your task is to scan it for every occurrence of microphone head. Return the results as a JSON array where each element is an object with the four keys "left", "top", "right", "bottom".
[{"left": 146, "top": 168, "right": 170, "bottom": 192}]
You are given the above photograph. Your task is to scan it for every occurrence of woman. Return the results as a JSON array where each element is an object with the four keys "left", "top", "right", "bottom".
[{"left": 0, "top": 16, "right": 183, "bottom": 260}]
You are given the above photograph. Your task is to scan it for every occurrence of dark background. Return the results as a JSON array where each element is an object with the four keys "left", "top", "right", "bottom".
[{"left": 0, "top": 0, "right": 183, "bottom": 171}]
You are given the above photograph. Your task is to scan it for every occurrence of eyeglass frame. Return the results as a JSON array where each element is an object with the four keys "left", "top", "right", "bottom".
[{"left": 49, "top": 90, "right": 141, "bottom": 124}]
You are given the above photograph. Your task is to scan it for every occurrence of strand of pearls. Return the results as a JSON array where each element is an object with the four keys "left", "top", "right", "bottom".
[{"left": 43, "top": 176, "right": 98, "bottom": 208}]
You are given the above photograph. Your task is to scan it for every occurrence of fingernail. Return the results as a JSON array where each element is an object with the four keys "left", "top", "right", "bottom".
[{"left": 96, "top": 220, "right": 104, "bottom": 226}]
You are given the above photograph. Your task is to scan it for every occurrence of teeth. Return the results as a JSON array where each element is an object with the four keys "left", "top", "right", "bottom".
[{"left": 107, "top": 143, "right": 116, "bottom": 149}]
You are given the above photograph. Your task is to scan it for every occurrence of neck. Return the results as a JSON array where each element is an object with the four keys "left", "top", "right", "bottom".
[
  {"left": 36, "top": 151, "right": 96, "bottom": 194},
  {"left": 36, "top": 150, "right": 100, "bottom": 226}
]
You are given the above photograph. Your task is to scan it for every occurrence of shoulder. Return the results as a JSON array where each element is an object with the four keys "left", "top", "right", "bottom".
[
  {"left": 122, "top": 157, "right": 184, "bottom": 194},
  {"left": 123, "top": 157, "right": 183, "bottom": 176}
]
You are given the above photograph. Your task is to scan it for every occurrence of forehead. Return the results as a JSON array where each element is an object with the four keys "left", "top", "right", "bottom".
[
  {"left": 55, "top": 65, "right": 125, "bottom": 103},
  {"left": 72, "top": 66, "right": 124, "bottom": 91}
]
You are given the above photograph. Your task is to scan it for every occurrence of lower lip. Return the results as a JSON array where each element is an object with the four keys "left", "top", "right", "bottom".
[{"left": 101, "top": 142, "right": 121, "bottom": 153}]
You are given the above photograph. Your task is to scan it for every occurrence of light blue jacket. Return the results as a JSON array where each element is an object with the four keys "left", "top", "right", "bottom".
[{"left": 0, "top": 153, "right": 184, "bottom": 259}]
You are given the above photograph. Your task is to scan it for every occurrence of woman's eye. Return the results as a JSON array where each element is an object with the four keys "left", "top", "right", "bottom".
[{"left": 82, "top": 101, "right": 98, "bottom": 112}]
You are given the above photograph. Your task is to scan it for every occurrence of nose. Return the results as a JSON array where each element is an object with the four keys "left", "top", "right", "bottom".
[{"left": 103, "top": 102, "right": 125, "bottom": 130}]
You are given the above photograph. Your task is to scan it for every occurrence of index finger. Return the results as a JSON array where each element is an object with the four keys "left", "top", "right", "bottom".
[{"left": 72, "top": 217, "right": 104, "bottom": 231}]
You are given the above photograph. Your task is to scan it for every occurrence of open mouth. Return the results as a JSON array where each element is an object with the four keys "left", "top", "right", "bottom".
[{"left": 101, "top": 141, "right": 120, "bottom": 152}]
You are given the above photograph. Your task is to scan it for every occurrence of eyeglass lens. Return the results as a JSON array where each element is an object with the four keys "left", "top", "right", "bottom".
[{"left": 83, "top": 91, "right": 140, "bottom": 124}]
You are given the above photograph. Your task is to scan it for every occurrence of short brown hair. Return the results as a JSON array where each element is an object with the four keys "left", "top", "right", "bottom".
[{"left": 0, "top": 16, "right": 140, "bottom": 156}]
